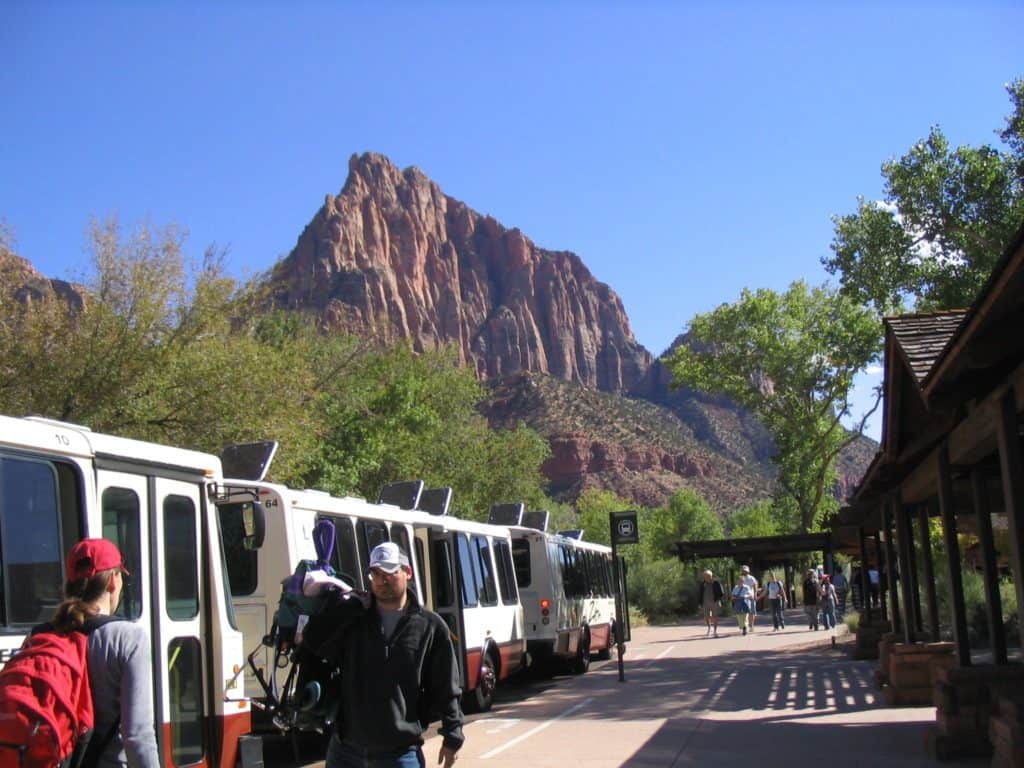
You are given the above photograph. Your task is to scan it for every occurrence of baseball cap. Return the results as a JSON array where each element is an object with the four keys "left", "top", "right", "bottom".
[
  {"left": 66, "top": 538, "right": 127, "bottom": 579},
  {"left": 741, "top": 564, "right": 750, "bottom": 573},
  {"left": 368, "top": 542, "right": 410, "bottom": 574}
]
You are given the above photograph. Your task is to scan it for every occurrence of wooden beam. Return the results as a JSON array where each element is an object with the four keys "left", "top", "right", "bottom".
[
  {"left": 858, "top": 526, "right": 873, "bottom": 623},
  {"left": 916, "top": 503, "right": 940, "bottom": 641},
  {"left": 883, "top": 501, "right": 901, "bottom": 635},
  {"left": 893, "top": 496, "right": 916, "bottom": 643},
  {"left": 894, "top": 362, "right": 1024, "bottom": 504},
  {"left": 996, "top": 386, "right": 1024, "bottom": 651},
  {"left": 971, "top": 469, "right": 1007, "bottom": 664},
  {"left": 937, "top": 443, "right": 971, "bottom": 667}
]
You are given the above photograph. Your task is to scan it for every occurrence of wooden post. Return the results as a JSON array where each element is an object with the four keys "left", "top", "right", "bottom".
[
  {"left": 858, "top": 525, "right": 873, "bottom": 623},
  {"left": 883, "top": 500, "right": 901, "bottom": 634},
  {"left": 937, "top": 442, "right": 971, "bottom": 667},
  {"left": 916, "top": 503, "right": 940, "bottom": 641},
  {"left": 893, "top": 496, "right": 916, "bottom": 643},
  {"left": 904, "top": 506, "right": 924, "bottom": 635},
  {"left": 996, "top": 387, "right": 1024, "bottom": 651},
  {"left": 971, "top": 468, "right": 1007, "bottom": 665},
  {"left": 874, "top": 531, "right": 887, "bottom": 621}
]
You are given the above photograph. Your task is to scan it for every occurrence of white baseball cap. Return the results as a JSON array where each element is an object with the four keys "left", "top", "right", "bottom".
[{"left": 368, "top": 542, "right": 410, "bottom": 574}]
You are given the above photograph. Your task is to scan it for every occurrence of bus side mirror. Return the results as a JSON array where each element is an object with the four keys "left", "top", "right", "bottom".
[{"left": 243, "top": 501, "right": 267, "bottom": 550}]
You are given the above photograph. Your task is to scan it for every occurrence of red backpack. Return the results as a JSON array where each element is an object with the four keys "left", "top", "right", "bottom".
[{"left": 0, "top": 618, "right": 118, "bottom": 768}]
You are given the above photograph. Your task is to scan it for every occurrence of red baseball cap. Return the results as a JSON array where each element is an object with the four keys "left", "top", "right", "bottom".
[{"left": 66, "top": 538, "right": 127, "bottom": 579}]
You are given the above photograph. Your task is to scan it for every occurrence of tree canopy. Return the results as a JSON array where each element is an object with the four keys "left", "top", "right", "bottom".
[
  {"left": 0, "top": 218, "right": 553, "bottom": 517},
  {"left": 666, "top": 281, "right": 881, "bottom": 533},
  {"left": 825, "top": 78, "right": 1024, "bottom": 315}
]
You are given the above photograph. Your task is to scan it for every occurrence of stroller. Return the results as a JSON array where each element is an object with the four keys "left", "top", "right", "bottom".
[{"left": 247, "top": 519, "right": 365, "bottom": 734}]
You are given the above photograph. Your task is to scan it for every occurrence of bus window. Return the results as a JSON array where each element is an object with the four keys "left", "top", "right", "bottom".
[
  {"left": 357, "top": 519, "right": 389, "bottom": 574},
  {"left": 431, "top": 538, "right": 455, "bottom": 610},
  {"left": 329, "top": 517, "right": 362, "bottom": 588},
  {"left": 391, "top": 526, "right": 413, "bottom": 573},
  {"left": 494, "top": 539, "right": 518, "bottom": 605},
  {"left": 217, "top": 500, "right": 259, "bottom": 597},
  {"left": 102, "top": 487, "right": 143, "bottom": 619},
  {"left": 167, "top": 636, "right": 206, "bottom": 764},
  {"left": 164, "top": 495, "right": 199, "bottom": 620},
  {"left": 511, "top": 539, "right": 531, "bottom": 589},
  {"left": 455, "top": 534, "right": 479, "bottom": 607},
  {"left": 0, "top": 456, "right": 64, "bottom": 626},
  {"left": 473, "top": 535, "right": 497, "bottom": 606}
]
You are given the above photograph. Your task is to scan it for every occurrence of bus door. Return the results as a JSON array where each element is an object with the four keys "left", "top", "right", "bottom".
[
  {"left": 422, "top": 528, "right": 468, "bottom": 687},
  {"left": 115, "top": 471, "right": 210, "bottom": 768}
]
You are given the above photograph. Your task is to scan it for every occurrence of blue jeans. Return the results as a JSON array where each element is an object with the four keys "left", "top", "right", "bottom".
[
  {"left": 770, "top": 597, "right": 785, "bottom": 629},
  {"left": 326, "top": 735, "right": 425, "bottom": 768},
  {"left": 821, "top": 600, "right": 837, "bottom": 629}
]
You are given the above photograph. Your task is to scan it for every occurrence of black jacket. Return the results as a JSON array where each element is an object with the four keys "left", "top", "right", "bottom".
[
  {"left": 310, "top": 591, "right": 464, "bottom": 756},
  {"left": 697, "top": 578, "right": 724, "bottom": 603}
]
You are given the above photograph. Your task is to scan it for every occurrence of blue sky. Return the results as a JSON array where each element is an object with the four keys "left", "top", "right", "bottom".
[{"left": 3, "top": 2, "right": 1021, "bottom": 441}]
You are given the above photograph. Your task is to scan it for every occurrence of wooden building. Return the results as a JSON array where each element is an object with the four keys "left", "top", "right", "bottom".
[{"left": 838, "top": 223, "right": 1024, "bottom": 761}]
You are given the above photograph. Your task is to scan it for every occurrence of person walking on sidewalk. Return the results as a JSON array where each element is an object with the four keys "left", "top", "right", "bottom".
[
  {"left": 731, "top": 578, "right": 754, "bottom": 636},
  {"left": 819, "top": 574, "right": 839, "bottom": 630},
  {"left": 698, "top": 570, "right": 724, "bottom": 637},
  {"left": 831, "top": 568, "right": 849, "bottom": 617},
  {"left": 802, "top": 569, "right": 820, "bottom": 631},
  {"left": 763, "top": 571, "right": 786, "bottom": 631},
  {"left": 740, "top": 565, "right": 759, "bottom": 632}
]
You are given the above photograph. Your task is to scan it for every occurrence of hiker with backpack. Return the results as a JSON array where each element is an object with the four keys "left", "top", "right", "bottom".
[{"left": 0, "top": 538, "right": 159, "bottom": 768}]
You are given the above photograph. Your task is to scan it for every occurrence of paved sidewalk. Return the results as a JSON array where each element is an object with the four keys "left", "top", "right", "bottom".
[
  {"left": 293, "top": 609, "right": 988, "bottom": 767},
  {"left": 564, "top": 611, "right": 987, "bottom": 767}
]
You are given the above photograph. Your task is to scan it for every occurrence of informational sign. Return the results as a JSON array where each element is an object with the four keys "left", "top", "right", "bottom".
[{"left": 610, "top": 510, "right": 639, "bottom": 545}]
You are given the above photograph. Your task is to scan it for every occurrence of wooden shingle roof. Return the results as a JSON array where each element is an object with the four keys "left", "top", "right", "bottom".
[{"left": 884, "top": 311, "right": 967, "bottom": 385}]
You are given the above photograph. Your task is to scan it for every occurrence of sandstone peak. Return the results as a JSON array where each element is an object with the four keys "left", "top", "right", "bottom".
[{"left": 270, "top": 152, "right": 653, "bottom": 392}]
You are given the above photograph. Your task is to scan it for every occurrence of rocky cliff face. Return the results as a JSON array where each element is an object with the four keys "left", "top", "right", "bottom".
[
  {"left": 269, "top": 153, "right": 652, "bottom": 392},
  {"left": 0, "top": 250, "right": 85, "bottom": 310}
]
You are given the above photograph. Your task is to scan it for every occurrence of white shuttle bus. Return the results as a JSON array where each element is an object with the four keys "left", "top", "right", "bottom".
[
  {"left": 505, "top": 516, "right": 619, "bottom": 674},
  {"left": 216, "top": 478, "right": 527, "bottom": 721},
  {"left": 0, "top": 414, "right": 261, "bottom": 768}
]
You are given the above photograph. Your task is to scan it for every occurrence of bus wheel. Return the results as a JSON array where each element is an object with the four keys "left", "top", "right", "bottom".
[
  {"left": 469, "top": 652, "right": 497, "bottom": 713},
  {"left": 570, "top": 632, "right": 591, "bottom": 674}
]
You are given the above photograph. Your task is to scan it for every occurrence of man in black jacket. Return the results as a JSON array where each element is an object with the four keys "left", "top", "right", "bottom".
[{"left": 319, "top": 542, "right": 464, "bottom": 768}]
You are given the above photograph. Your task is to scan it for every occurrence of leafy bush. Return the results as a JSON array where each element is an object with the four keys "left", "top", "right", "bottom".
[{"left": 628, "top": 557, "right": 688, "bottom": 623}]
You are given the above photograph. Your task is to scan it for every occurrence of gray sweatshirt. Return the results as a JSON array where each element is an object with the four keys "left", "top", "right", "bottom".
[{"left": 86, "top": 621, "right": 160, "bottom": 768}]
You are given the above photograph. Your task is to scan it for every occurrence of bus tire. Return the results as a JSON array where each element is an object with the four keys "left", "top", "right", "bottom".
[
  {"left": 467, "top": 651, "right": 498, "bottom": 713},
  {"left": 569, "top": 630, "right": 591, "bottom": 674}
]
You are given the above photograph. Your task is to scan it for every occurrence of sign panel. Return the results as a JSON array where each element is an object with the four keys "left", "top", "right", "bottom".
[{"left": 610, "top": 510, "right": 639, "bottom": 545}]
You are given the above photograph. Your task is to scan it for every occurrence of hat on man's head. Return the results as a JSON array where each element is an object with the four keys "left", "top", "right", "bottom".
[
  {"left": 66, "top": 538, "right": 126, "bottom": 579},
  {"left": 741, "top": 565, "right": 750, "bottom": 573},
  {"left": 369, "top": 542, "right": 410, "bottom": 574}
]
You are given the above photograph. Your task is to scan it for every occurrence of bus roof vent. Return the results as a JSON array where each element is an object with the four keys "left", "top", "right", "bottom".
[
  {"left": 378, "top": 480, "right": 424, "bottom": 511},
  {"left": 221, "top": 441, "right": 278, "bottom": 481},
  {"left": 488, "top": 502, "right": 524, "bottom": 526},
  {"left": 521, "top": 509, "right": 549, "bottom": 532},
  {"left": 557, "top": 528, "right": 584, "bottom": 540},
  {"left": 417, "top": 487, "right": 452, "bottom": 516}
]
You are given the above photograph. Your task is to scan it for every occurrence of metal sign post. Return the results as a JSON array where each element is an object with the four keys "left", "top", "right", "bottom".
[{"left": 609, "top": 510, "right": 639, "bottom": 683}]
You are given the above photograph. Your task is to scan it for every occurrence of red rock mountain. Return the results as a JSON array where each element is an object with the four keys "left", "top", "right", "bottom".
[
  {"left": 269, "top": 153, "right": 652, "bottom": 392},
  {"left": 265, "top": 152, "right": 874, "bottom": 511}
]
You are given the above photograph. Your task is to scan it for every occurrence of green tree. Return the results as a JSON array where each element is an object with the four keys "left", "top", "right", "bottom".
[
  {"left": 0, "top": 218, "right": 318, "bottom": 476},
  {"left": 575, "top": 488, "right": 633, "bottom": 547},
  {"left": 666, "top": 281, "right": 881, "bottom": 533},
  {"left": 825, "top": 78, "right": 1024, "bottom": 314},
  {"left": 312, "top": 343, "right": 551, "bottom": 519},
  {"left": 727, "top": 499, "right": 780, "bottom": 538}
]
